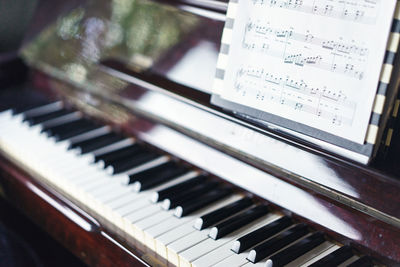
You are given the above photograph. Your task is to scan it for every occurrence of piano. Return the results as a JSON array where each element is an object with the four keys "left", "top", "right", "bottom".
[{"left": 0, "top": 0, "right": 399, "bottom": 266}]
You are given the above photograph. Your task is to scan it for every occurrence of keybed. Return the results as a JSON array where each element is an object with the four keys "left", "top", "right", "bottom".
[{"left": 0, "top": 101, "right": 374, "bottom": 267}]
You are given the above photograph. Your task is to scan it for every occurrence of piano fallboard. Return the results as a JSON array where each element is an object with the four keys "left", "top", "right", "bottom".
[
  {"left": 0, "top": 0, "right": 399, "bottom": 265},
  {"left": 0, "top": 87, "right": 399, "bottom": 266}
]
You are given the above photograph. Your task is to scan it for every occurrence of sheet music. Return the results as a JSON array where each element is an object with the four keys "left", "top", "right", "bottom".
[{"left": 219, "top": 0, "right": 396, "bottom": 144}]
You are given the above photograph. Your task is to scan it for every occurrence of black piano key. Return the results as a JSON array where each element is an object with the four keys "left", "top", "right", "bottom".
[
  {"left": 136, "top": 166, "right": 189, "bottom": 191},
  {"left": 106, "top": 152, "right": 160, "bottom": 174},
  {"left": 309, "top": 245, "right": 353, "bottom": 267},
  {"left": 24, "top": 109, "right": 73, "bottom": 126},
  {"left": 208, "top": 205, "right": 269, "bottom": 240},
  {"left": 41, "top": 118, "right": 93, "bottom": 138},
  {"left": 267, "top": 232, "right": 325, "bottom": 267},
  {"left": 152, "top": 175, "right": 207, "bottom": 202},
  {"left": 94, "top": 144, "right": 144, "bottom": 166},
  {"left": 13, "top": 101, "right": 61, "bottom": 115},
  {"left": 54, "top": 122, "right": 100, "bottom": 141},
  {"left": 111, "top": 151, "right": 160, "bottom": 174},
  {"left": 163, "top": 181, "right": 220, "bottom": 210},
  {"left": 347, "top": 256, "right": 373, "bottom": 267},
  {"left": 248, "top": 224, "right": 309, "bottom": 263},
  {"left": 232, "top": 216, "right": 292, "bottom": 253},
  {"left": 13, "top": 104, "right": 47, "bottom": 115},
  {"left": 69, "top": 132, "right": 124, "bottom": 154},
  {"left": 175, "top": 187, "right": 233, "bottom": 217},
  {"left": 195, "top": 197, "right": 254, "bottom": 230},
  {"left": 128, "top": 161, "right": 185, "bottom": 185}
]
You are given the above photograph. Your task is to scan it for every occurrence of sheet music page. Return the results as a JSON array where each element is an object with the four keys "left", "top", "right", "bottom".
[{"left": 219, "top": 0, "right": 396, "bottom": 144}]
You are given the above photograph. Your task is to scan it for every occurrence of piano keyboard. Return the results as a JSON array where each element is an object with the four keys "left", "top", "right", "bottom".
[{"left": 0, "top": 101, "right": 375, "bottom": 267}]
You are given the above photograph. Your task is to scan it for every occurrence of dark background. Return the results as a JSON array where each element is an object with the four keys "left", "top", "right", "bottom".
[{"left": 0, "top": 1, "right": 86, "bottom": 266}]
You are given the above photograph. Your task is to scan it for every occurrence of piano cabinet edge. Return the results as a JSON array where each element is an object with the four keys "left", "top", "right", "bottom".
[
  {"left": 32, "top": 66, "right": 400, "bottom": 223},
  {"left": 1, "top": 149, "right": 400, "bottom": 266},
  {"left": 19, "top": 77, "right": 400, "bottom": 265},
  {"left": 0, "top": 154, "right": 151, "bottom": 267},
  {"left": 32, "top": 65, "right": 400, "bottom": 209}
]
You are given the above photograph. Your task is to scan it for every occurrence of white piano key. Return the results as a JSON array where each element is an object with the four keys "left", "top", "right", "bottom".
[
  {"left": 106, "top": 185, "right": 164, "bottom": 214},
  {"left": 0, "top": 107, "right": 361, "bottom": 267},
  {"left": 129, "top": 171, "right": 198, "bottom": 201},
  {"left": 180, "top": 213, "right": 280, "bottom": 267},
  {"left": 124, "top": 203, "right": 161, "bottom": 224},
  {"left": 120, "top": 204, "right": 162, "bottom": 239},
  {"left": 76, "top": 177, "right": 113, "bottom": 192},
  {"left": 166, "top": 230, "right": 211, "bottom": 266},
  {"left": 61, "top": 167, "right": 107, "bottom": 184},
  {"left": 40, "top": 159, "right": 93, "bottom": 176},
  {"left": 114, "top": 197, "right": 153, "bottom": 218},
  {"left": 91, "top": 181, "right": 129, "bottom": 199},
  {"left": 40, "top": 112, "right": 82, "bottom": 128},
  {"left": 58, "top": 171, "right": 106, "bottom": 193},
  {"left": 144, "top": 195, "right": 243, "bottom": 252},
  {"left": 85, "top": 189, "right": 131, "bottom": 215},
  {"left": 93, "top": 184, "right": 132, "bottom": 203},
  {"left": 299, "top": 244, "right": 340, "bottom": 266},
  {"left": 130, "top": 209, "right": 175, "bottom": 243},
  {"left": 111, "top": 172, "right": 195, "bottom": 212},
  {"left": 84, "top": 174, "right": 123, "bottom": 190},
  {"left": 145, "top": 215, "right": 193, "bottom": 251},
  {"left": 88, "top": 138, "right": 135, "bottom": 160},
  {"left": 141, "top": 171, "right": 199, "bottom": 197},
  {"left": 54, "top": 166, "right": 110, "bottom": 189},
  {"left": 0, "top": 109, "right": 13, "bottom": 123},
  {"left": 245, "top": 233, "right": 314, "bottom": 267},
  {"left": 101, "top": 155, "right": 172, "bottom": 185},
  {"left": 242, "top": 259, "right": 268, "bottom": 267},
  {"left": 48, "top": 161, "right": 103, "bottom": 181},
  {"left": 213, "top": 251, "right": 251, "bottom": 267},
  {"left": 67, "top": 125, "right": 111, "bottom": 144},
  {"left": 85, "top": 183, "right": 128, "bottom": 206},
  {"left": 22, "top": 101, "right": 63, "bottom": 117},
  {"left": 123, "top": 175, "right": 201, "bottom": 231},
  {"left": 191, "top": 241, "right": 233, "bottom": 267},
  {"left": 0, "top": 116, "right": 25, "bottom": 133},
  {"left": 103, "top": 193, "right": 146, "bottom": 224},
  {"left": 337, "top": 255, "right": 360, "bottom": 267},
  {"left": 155, "top": 196, "right": 244, "bottom": 258},
  {"left": 105, "top": 190, "right": 143, "bottom": 208},
  {"left": 121, "top": 156, "right": 171, "bottom": 183},
  {"left": 284, "top": 241, "right": 335, "bottom": 267}
]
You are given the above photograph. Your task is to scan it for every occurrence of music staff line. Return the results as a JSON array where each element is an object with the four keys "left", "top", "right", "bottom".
[
  {"left": 243, "top": 44, "right": 365, "bottom": 80},
  {"left": 234, "top": 67, "right": 357, "bottom": 124},
  {"left": 250, "top": 0, "right": 379, "bottom": 24},
  {"left": 237, "top": 67, "right": 355, "bottom": 105},
  {"left": 245, "top": 21, "right": 369, "bottom": 57},
  {"left": 252, "top": 87, "right": 352, "bottom": 126},
  {"left": 235, "top": 67, "right": 357, "bottom": 113},
  {"left": 243, "top": 23, "right": 366, "bottom": 80}
]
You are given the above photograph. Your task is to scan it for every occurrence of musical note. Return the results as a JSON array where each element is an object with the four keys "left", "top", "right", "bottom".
[
  {"left": 245, "top": 20, "right": 369, "bottom": 57},
  {"left": 232, "top": 65, "right": 357, "bottom": 127},
  {"left": 218, "top": 0, "right": 395, "bottom": 143},
  {"left": 295, "top": 102, "right": 304, "bottom": 110},
  {"left": 250, "top": 0, "right": 380, "bottom": 24},
  {"left": 242, "top": 20, "right": 367, "bottom": 80}
]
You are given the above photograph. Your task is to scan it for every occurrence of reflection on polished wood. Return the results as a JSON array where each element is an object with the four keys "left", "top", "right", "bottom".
[
  {"left": 0, "top": 155, "right": 152, "bottom": 267},
  {"left": 0, "top": 0, "right": 399, "bottom": 266}
]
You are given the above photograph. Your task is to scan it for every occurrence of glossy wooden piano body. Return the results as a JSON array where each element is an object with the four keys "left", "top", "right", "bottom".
[{"left": 0, "top": 0, "right": 400, "bottom": 266}]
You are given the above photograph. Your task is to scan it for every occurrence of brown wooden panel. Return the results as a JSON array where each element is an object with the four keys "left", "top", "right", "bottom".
[
  {"left": 99, "top": 61, "right": 400, "bottom": 218},
  {"left": 0, "top": 155, "right": 149, "bottom": 267},
  {"left": 24, "top": 71, "right": 400, "bottom": 264}
]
